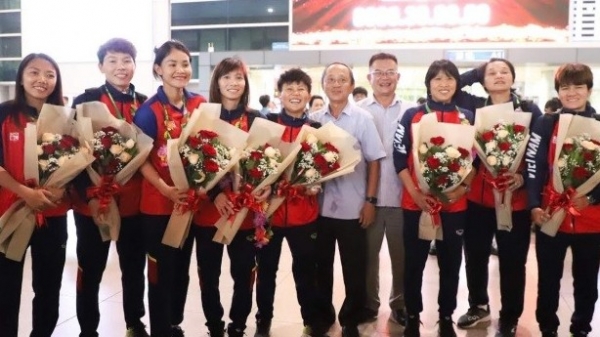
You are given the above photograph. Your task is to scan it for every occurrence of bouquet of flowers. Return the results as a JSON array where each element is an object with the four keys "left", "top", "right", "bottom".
[
  {"left": 266, "top": 122, "right": 361, "bottom": 218},
  {"left": 162, "top": 103, "right": 248, "bottom": 248},
  {"left": 473, "top": 102, "right": 531, "bottom": 231},
  {"left": 76, "top": 102, "right": 153, "bottom": 241},
  {"left": 0, "top": 104, "right": 95, "bottom": 261},
  {"left": 213, "top": 118, "right": 301, "bottom": 246},
  {"left": 540, "top": 114, "right": 600, "bottom": 236},
  {"left": 412, "top": 113, "right": 475, "bottom": 240}
]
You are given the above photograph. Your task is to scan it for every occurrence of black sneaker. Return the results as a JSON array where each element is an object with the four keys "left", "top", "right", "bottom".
[
  {"left": 457, "top": 306, "right": 491, "bottom": 329},
  {"left": 301, "top": 325, "right": 327, "bottom": 337},
  {"left": 571, "top": 331, "right": 588, "bottom": 337},
  {"left": 254, "top": 319, "right": 271, "bottom": 337},
  {"left": 495, "top": 322, "right": 517, "bottom": 337},
  {"left": 403, "top": 314, "right": 421, "bottom": 337},
  {"left": 171, "top": 326, "right": 185, "bottom": 337},
  {"left": 125, "top": 324, "right": 150, "bottom": 337},
  {"left": 390, "top": 309, "right": 406, "bottom": 326},
  {"left": 341, "top": 325, "right": 359, "bottom": 337},
  {"left": 208, "top": 326, "right": 225, "bottom": 337},
  {"left": 438, "top": 316, "right": 457, "bottom": 337},
  {"left": 541, "top": 331, "right": 557, "bottom": 337},
  {"left": 357, "top": 308, "right": 378, "bottom": 323},
  {"left": 227, "top": 327, "right": 245, "bottom": 337}
]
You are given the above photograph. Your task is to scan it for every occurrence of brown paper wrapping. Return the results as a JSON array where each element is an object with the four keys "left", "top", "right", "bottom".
[
  {"left": 473, "top": 102, "right": 532, "bottom": 231},
  {"left": 540, "top": 114, "right": 600, "bottom": 237},
  {"left": 162, "top": 103, "right": 249, "bottom": 248},
  {"left": 213, "top": 118, "right": 301, "bottom": 245},
  {"left": 0, "top": 104, "right": 95, "bottom": 261},
  {"left": 411, "top": 113, "right": 476, "bottom": 241},
  {"left": 76, "top": 102, "right": 153, "bottom": 241}
]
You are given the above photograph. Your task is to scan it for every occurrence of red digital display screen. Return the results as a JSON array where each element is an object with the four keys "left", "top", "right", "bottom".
[{"left": 291, "top": 0, "right": 569, "bottom": 49}]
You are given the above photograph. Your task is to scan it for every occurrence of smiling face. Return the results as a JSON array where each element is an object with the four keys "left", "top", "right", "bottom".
[
  {"left": 483, "top": 60, "right": 514, "bottom": 94},
  {"left": 218, "top": 68, "right": 246, "bottom": 105},
  {"left": 99, "top": 51, "right": 136, "bottom": 92},
  {"left": 280, "top": 81, "right": 310, "bottom": 116},
  {"left": 22, "top": 57, "right": 58, "bottom": 107},
  {"left": 322, "top": 64, "right": 354, "bottom": 105},
  {"left": 368, "top": 58, "right": 399, "bottom": 98},
  {"left": 153, "top": 49, "right": 191, "bottom": 89},
  {"left": 428, "top": 70, "right": 457, "bottom": 104},
  {"left": 558, "top": 84, "right": 591, "bottom": 112}
]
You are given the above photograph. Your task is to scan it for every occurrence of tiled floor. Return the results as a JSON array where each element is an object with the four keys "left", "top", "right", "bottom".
[{"left": 16, "top": 212, "right": 600, "bottom": 337}]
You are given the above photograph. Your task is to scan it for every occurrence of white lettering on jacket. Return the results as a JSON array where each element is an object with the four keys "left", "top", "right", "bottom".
[
  {"left": 393, "top": 124, "right": 406, "bottom": 154},
  {"left": 526, "top": 132, "right": 542, "bottom": 179}
]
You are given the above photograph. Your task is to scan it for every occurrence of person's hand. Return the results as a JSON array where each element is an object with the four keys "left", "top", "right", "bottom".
[
  {"left": 571, "top": 195, "right": 589, "bottom": 212},
  {"left": 359, "top": 202, "right": 376, "bottom": 228},
  {"left": 21, "top": 187, "right": 56, "bottom": 211},
  {"left": 253, "top": 185, "right": 272, "bottom": 202},
  {"left": 305, "top": 184, "right": 321, "bottom": 196},
  {"left": 501, "top": 172, "right": 524, "bottom": 192},
  {"left": 214, "top": 192, "right": 235, "bottom": 217},
  {"left": 531, "top": 207, "right": 551, "bottom": 225},
  {"left": 413, "top": 191, "right": 439, "bottom": 212},
  {"left": 45, "top": 186, "right": 65, "bottom": 203},
  {"left": 444, "top": 185, "right": 467, "bottom": 204},
  {"left": 159, "top": 185, "right": 188, "bottom": 204}
]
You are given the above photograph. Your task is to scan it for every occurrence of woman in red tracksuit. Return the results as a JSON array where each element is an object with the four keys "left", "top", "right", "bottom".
[
  {"left": 0, "top": 53, "right": 68, "bottom": 337},
  {"left": 191, "top": 57, "right": 265, "bottom": 337},
  {"left": 70, "top": 38, "right": 149, "bottom": 337},
  {"left": 392, "top": 59, "right": 474, "bottom": 337},
  {"left": 253, "top": 68, "right": 325, "bottom": 337},
  {"left": 133, "top": 40, "right": 206, "bottom": 337},
  {"left": 526, "top": 63, "right": 600, "bottom": 337}
]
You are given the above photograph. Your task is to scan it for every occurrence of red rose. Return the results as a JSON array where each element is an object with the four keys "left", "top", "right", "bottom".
[
  {"left": 481, "top": 131, "right": 495, "bottom": 142},
  {"left": 201, "top": 144, "right": 217, "bottom": 157},
  {"left": 188, "top": 136, "right": 203, "bottom": 149},
  {"left": 499, "top": 142, "right": 511, "bottom": 151},
  {"left": 250, "top": 151, "right": 263, "bottom": 160},
  {"left": 42, "top": 144, "right": 56, "bottom": 154},
  {"left": 101, "top": 136, "right": 112, "bottom": 148},
  {"left": 107, "top": 159, "right": 120, "bottom": 174},
  {"left": 430, "top": 136, "right": 445, "bottom": 146},
  {"left": 249, "top": 168, "right": 263, "bottom": 179},
  {"left": 300, "top": 142, "right": 311, "bottom": 152},
  {"left": 204, "top": 159, "right": 219, "bottom": 173},
  {"left": 323, "top": 142, "right": 339, "bottom": 153},
  {"left": 331, "top": 162, "right": 341, "bottom": 171},
  {"left": 562, "top": 143, "right": 574, "bottom": 152},
  {"left": 448, "top": 161, "right": 461, "bottom": 172},
  {"left": 60, "top": 135, "right": 78, "bottom": 149},
  {"left": 102, "top": 126, "right": 118, "bottom": 135},
  {"left": 314, "top": 154, "right": 328, "bottom": 170},
  {"left": 573, "top": 166, "right": 590, "bottom": 180},
  {"left": 426, "top": 156, "right": 440, "bottom": 170},
  {"left": 435, "top": 175, "right": 449, "bottom": 186},
  {"left": 513, "top": 124, "right": 526, "bottom": 133},
  {"left": 458, "top": 147, "right": 470, "bottom": 158},
  {"left": 199, "top": 130, "right": 218, "bottom": 139},
  {"left": 583, "top": 151, "right": 595, "bottom": 162}
]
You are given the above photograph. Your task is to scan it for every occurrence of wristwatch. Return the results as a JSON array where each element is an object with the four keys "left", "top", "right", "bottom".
[
  {"left": 460, "top": 182, "right": 471, "bottom": 193},
  {"left": 365, "top": 196, "right": 378, "bottom": 205}
]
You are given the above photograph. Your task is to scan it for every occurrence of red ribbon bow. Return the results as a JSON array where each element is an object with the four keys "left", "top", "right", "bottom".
[
  {"left": 175, "top": 189, "right": 206, "bottom": 214},
  {"left": 547, "top": 187, "right": 581, "bottom": 218},
  {"left": 24, "top": 179, "right": 46, "bottom": 227},
  {"left": 275, "top": 180, "right": 305, "bottom": 201},
  {"left": 426, "top": 198, "right": 443, "bottom": 227},
  {"left": 86, "top": 176, "right": 121, "bottom": 215},
  {"left": 225, "top": 184, "right": 264, "bottom": 220}
]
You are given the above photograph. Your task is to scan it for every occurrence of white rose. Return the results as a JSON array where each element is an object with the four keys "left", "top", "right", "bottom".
[
  {"left": 264, "top": 146, "right": 277, "bottom": 158},
  {"left": 188, "top": 153, "right": 199, "bottom": 165},
  {"left": 501, "top": 156, "right": 511, "bottom": 167},
  {"left": 557, "top": 158, "right": 566, "bottom": 168},
  {"left": 269, "top": 158, "right": 279, "bottom": 168},
  {"left": 485, "top": 140, "right": 497, "bottom": 154},
  {"left": 37, "top": 145, "right": 44, "bottom": 156},
  {"left": 580, "top": 140, "right": 598, "bottom": 151},
  {"left": 109, "top": 144, "right": 123, "bottom": 156},
  {"left": 39, "top": 159, "right": 49, "bottom": 170},
  {"left": 419, "top": 144, "right": 428, "bottom": 154},
  {"left": 119, "top": 151, "right": 132, "bottom": 163},
  {"left": 306, "top": 134, "right": 318, "bottom": 145},
  {"left": 42, "top": 133, "right": 55, "bottom": 142},
  {"left": 564, "top": 137, "right": 573, "bottom": 145},
  {"left": 124, "top": 139, "right": 136, "bottom": 149},
  {"left": 323, "top": 151, "right": 337, "bottom": 163},
  {"left": 57, "top": 156, "right": 67, "bottom": 167},
  {"left": 497, "top": 130, "right": 509, "bottom": 139},
  {"left": 486, "top": 155, "right": 498, "bottom": 166},
  {"left": 445, "top": 147, "right": 461, "bottom": 159},
  {"left": 305, "top": 168, "right": 317, "bottom": 178}
]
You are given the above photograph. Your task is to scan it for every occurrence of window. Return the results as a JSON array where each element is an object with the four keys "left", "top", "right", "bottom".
[
  {"left": 0, "top": 0, "right": 20, "bottom": 10},
  {"left": 172, "top": 26, "right": 288, "bottom": 52},
  {"left": 171, "top": 0, "right": 288, "bottom": 26},
  {"left": 0, "top": 60, "right": 19, "bottom": 82},
  {"left": 0, "top": 36, "right": 21, "bottom": 58},
  {"left": 0, "top": 12, "right": 20, "bottom": 34}
]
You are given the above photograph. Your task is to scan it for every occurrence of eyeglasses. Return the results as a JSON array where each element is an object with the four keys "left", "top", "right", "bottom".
[
  {"left": 370, "top": 70, "right": 398, "bottom": 78},
  {"left": 324, "top": 77, "right": 350, "bottom": 85}
]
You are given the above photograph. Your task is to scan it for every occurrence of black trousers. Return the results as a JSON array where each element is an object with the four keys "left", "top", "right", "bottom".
[
  {"left": 255, "top": 222, "right": 319, "bottom": 327},
  {"left": 316, "top": 216, "right": 366, "bottom": 327},
  {"left": 463, "top": 202, "right": 531, "bottom": 324},
  {"left": 0, "top": 215, "right": 67, "bottom": 337},
  {"left": 535, "top": 228, "right": 600, "bottom": 334},
  {"left": 74, "top": 213, "right": 147, "bottom": 336},
  {"left": 193, "top": 226, "right": 256, "bottom": 332},
  {"left": 142, "top": 214, "right": 194, "bottom": 337},
  {"left": 403, "top": 210, "right": 464, "bottom": 317}
]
